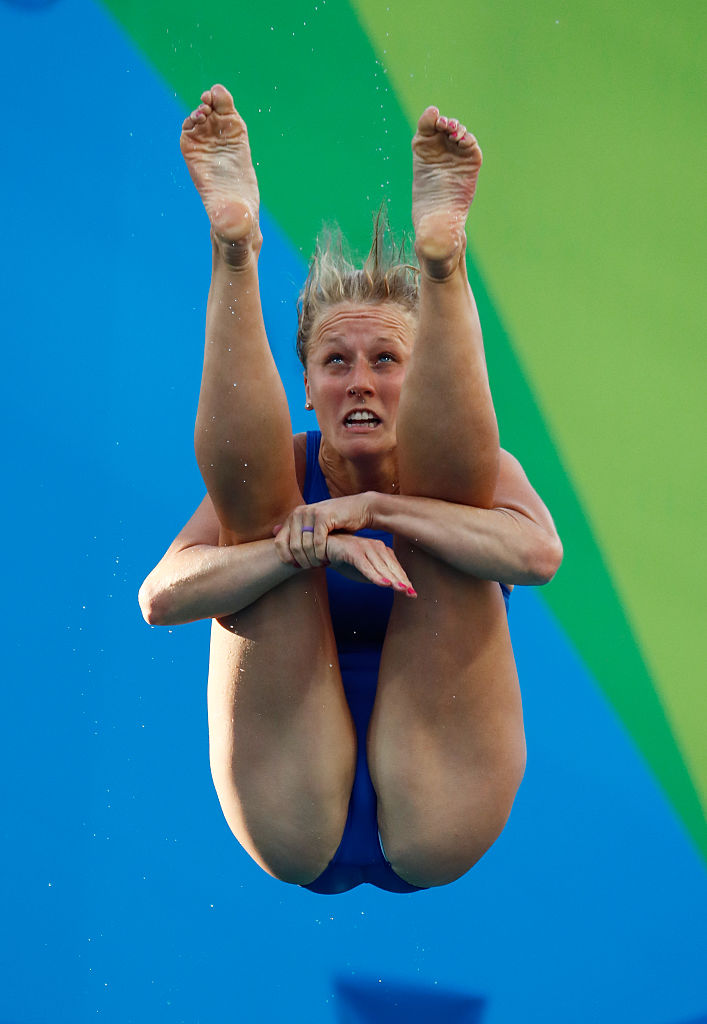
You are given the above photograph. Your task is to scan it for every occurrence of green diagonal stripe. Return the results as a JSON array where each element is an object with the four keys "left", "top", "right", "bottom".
[{"left": 99, "top": 0, "right": 706, "bottom": 859}]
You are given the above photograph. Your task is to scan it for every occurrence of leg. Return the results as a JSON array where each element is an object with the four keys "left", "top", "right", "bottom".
[
  {"left": 370, "top": 557, "right": 525, "bottom": 887},
  {"left": 181, "top": 86, "right": 356, "bottom": 882},
  {"left": 181, "top": 85, "right": 299, "bottom": 539},
  {"left": 396, "top": 108, "right": 499, "bottom": 509},
  {"left": 208, "top": 579, "right": 356, "bottom": 885},
  {"left": 368, "top": 109, "right": 525, "bottom": 887}
]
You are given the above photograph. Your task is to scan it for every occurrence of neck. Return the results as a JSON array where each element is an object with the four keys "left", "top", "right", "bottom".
[{"left": 318, "top": 437, "right": 400, "bottom": 497}]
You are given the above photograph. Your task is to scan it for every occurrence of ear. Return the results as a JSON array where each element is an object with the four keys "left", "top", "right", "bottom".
[{"left": 303, "top": 372, "right": 311, "bottom": 403}]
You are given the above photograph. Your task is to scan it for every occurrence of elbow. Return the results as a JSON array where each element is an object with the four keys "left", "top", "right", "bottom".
[
  {"left": 529, "top": 535, "right": 564, "bottom": 586},
  {"left": 138, "top": 578, "right": 173, "bottom": 626}
]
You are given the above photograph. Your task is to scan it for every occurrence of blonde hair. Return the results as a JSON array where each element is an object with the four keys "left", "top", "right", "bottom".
[{"left": 296, "top": 207, "right": 419, "bottom": 367}]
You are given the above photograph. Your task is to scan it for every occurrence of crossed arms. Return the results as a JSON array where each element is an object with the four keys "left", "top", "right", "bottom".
[{"left": 139, "top": 446, "right": 562, "bottom": 627}]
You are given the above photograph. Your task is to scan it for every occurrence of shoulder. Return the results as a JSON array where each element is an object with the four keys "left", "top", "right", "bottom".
[{"left": 498, "top": 447, "right": 526, "bottom": 480}]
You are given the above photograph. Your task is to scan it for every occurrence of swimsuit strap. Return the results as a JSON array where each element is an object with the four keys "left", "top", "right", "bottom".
[{"left": 303, "top": 430, "right": 330, "bottom": 503}]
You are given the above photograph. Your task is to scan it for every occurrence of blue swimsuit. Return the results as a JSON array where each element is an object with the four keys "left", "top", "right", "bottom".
[{"left": 300, "top": 431, "right": 511, "bottom": 895}]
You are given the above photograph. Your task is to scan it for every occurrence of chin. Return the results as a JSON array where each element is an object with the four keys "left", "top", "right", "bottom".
[{"left": 341, "top": 427, "right": 389, "bottom": 452}]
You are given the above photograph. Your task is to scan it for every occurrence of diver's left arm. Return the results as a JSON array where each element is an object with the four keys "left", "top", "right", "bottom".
[{"left": 371, "top": 449, "right": 562, "bottom": 586}]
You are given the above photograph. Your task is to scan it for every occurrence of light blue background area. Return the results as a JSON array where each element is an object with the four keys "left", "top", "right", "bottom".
[{"left": 2, "top": 1, "right": 706, "bottom": 1020}]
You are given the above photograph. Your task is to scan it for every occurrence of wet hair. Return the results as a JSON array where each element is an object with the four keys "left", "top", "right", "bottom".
[{"left": 296, "top": 206, "right": 420, "bottom": 368}]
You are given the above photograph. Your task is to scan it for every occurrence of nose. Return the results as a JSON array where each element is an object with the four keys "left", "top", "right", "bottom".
[{"left": 348, "top": 358, "right": 375, "bottom": 399}]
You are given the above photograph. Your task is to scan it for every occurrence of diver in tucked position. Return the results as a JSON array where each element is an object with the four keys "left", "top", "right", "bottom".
[{"left": 139, "top": 84, "right": 562, "bottom": 894}]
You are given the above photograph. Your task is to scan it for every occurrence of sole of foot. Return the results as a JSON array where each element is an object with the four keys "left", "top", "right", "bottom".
[
  {"left": 412, "top": 106, "right": 482, "bottom": 280},
  {"left": 180, "top": 83, "right": 262, "bottom": 267}
]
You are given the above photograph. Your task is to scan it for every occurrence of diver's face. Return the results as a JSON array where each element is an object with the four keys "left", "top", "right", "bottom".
[{"left": 304, "top": 303, "right": 415, "bottom": 458}]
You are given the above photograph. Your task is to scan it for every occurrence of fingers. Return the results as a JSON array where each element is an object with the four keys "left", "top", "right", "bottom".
[
  {"left": 273, "top": 518, "right": 298, "bottom": 567},
  {"left": 292, "top": 502, "right": 342, "bottom": 567},
  {"left": 313, "top": 517, "right": 330, "bottom": 563},
  {"left": 291, "top": 524, "right": 321, "bottom": 569},
  {"left": 329, "top": 535, "right": 417, "bottom": 596},
  {"left": 291, "top": 512, "right": 322, "bottom": 569},
  {"left": 364, "top": 542, "right": 417, "bottom": 597},
  {"left": 272, "top": 504, "right": 415, "bottom": 596},
  {"left": 275, "top": 505, "right": 329, "bottom": 569}
]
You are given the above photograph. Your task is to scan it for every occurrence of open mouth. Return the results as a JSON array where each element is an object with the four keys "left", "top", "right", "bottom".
[{"left": 344, "top": 410, "right": 381, "bottom": 429}]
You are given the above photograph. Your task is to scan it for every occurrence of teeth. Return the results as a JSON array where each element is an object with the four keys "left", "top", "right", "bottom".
[{"left": 346, "top": 411, "right": 378, "bottom": 422}]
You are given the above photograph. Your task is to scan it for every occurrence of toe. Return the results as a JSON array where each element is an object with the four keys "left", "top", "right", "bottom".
[
  {"left": 417, "top": 106, "right": 440, "bottom": 135},
  {"left": 210, "top": 83, "right": 235, "bottom": 113}
]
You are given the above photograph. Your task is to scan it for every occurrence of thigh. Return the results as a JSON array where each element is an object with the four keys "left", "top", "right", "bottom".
[
  {"left": 208, "top": 568, "right": 357, "bottom": 885},
  {"left": 367, "top": 544, "right": 526, "bottom": 888}
]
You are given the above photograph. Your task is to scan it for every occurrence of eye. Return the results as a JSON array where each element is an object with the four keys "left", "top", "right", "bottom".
[
  {"left": 376, "top": 352, "right": 396, "bottom": 364},
  {"left": 325, "top": 352, "right": 345, "bottom": 365}
]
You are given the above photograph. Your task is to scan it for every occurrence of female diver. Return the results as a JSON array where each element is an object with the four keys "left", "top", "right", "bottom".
[{"left": 139, "top": 84, "right": 562, "bottom": 895}]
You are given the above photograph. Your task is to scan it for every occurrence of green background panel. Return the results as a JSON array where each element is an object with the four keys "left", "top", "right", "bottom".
[
  {"left": 4, "top": 2, "right": 707, "bottom": 1019},
  {"left": 100, "top": 0, "right": 705, "bottom": 852},
  {"left": 352, "top": 0, "right": 707, "bottom": 813}
]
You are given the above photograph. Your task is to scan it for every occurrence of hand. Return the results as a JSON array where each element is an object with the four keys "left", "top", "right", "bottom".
[
  {"left": 325, "top": 533, "right": 416, "bottom": 596},
  {"left": 273, "top": 494, "right": 377, "bottom": 568}
]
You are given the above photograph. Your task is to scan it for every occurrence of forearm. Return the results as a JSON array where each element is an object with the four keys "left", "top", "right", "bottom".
[
  {"left": 371, "top": 492, "right": 562, "bottom": 585},
  {"left": 138, "top": 538, "right": 300, "bottom": 626}
]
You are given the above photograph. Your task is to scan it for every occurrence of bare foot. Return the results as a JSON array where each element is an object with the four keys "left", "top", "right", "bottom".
[
  {"left": 180, "top": 84, "right": 261, "bottom": 267},
  {"left": 411, "top": 107, "right": 483, "bottom": 279}
]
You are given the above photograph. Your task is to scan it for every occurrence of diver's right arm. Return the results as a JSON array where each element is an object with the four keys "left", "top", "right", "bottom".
[
  {"left": 139, "top": 494, "right": 410, "bottom": 625},
  {"left": 138, "top": 495, "right": 301, "bottom": 626}
]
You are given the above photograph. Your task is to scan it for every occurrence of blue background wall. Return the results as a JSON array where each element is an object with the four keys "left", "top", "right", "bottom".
[{"left": 2, "top": 0, "right": 705, "bottom": 1021}]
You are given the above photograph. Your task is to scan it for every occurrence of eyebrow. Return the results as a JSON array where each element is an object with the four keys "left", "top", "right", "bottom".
[{"left": 318, "top": 333, "right": 406, "bottom": 345}]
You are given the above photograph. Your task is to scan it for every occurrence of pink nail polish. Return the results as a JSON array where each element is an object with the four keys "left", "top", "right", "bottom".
[
  {"left": 407, "top": 587, "right": 417, "bottom": 596},
  {"left": 381, "top": 578, "right": 391, "bottom": 585}
]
